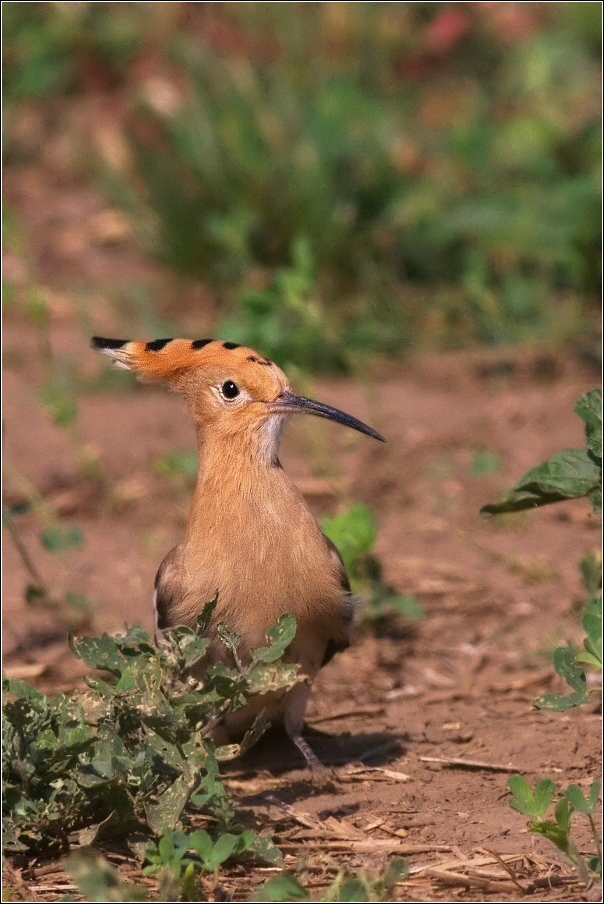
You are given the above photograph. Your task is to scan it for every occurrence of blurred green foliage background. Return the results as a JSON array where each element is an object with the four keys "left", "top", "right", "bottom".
[{"left": 3, "top": 1, "right": 601, "bottom": 372}]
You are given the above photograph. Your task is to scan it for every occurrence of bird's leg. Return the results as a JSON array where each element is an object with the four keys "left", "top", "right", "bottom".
[
  {"left": 284, "top": 681, "right": 327, "bottom": 772},
  {"left": 289, "top": 731, "right": 327, "bottom": 772}
]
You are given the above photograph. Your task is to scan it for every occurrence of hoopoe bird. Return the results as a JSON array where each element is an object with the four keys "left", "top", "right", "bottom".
[{"left": 92, "top": 336, "right": 384, "bottom": 769}]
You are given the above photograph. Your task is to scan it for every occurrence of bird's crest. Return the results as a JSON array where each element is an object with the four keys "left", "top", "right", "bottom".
[{"left": 91, "top": 337, "right": 273, "bottom": 382}]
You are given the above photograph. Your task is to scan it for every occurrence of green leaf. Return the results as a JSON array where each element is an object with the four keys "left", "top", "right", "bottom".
[
  {"left": 189, "top": 829, "right": 214, "bottom": 865},
  {"left": 552, "top": 645, "right": 589, "bottom": 693},
  {"left": 481, "top": 449, "right": 601, "bottom": 514},
  {"left": 4, "top": 677, "right": 46, "bottom": 703},
  {"left": 238, "top": 712, "right": 271, "bottom": 755},
  {"left": 384, "top": 857, "right": 409, "bottom": 886},
  {"left": 251, "top": 613, "right": 297, "bottom": 663},
  {"left": 575, "top": 389, "right": 602, "bottom": 460},
  {"left": 530, "top": 819, "right": 570, "bottom": 853},
  {"left": 581, "top": 551, "right": 602, "bottom": 599},
  {"left": 155, "top": 450, "right": 198, "bottom": 479},
  {"left": 249, "top": 872, "right": 310, "bottom": 901},
  {"left": 68, "top": 633, "right": 132, "bottom": 677},
  {"left": 39, "top": 384, "right": 78, "bottom": 427},
  {"left": 216, "top": 624, "right": 241, "bottom": 657},
  {"left": 589, "top": 485, "right": 602, "bottom": 516},
  {"left": 144, "top": 774, "right": 193, "bottom": 835},
  {"left": 245, "top": 661, "right": 299, "bottom": 696},
  {"left": 365, "top": 592, "right": 425, "bottom": 622},
  {"left": 581, "top": 596, "right": 602, "bottom": 669},
  {"left": 554, "top": 797, "right": 573, "bottom": 833},
  {"left": 533, "top": 646, "right": 591, "bottom": 710},
  {"left": 507, "top": 775, "right": 555, "bottom": 817},
  {"left": 67, "top": 850, "right": 147, "bottom": 902},
  {"left": 337, "top": 877, "right": 368, "bottom": 901},
  {"left": 196, "top": 596, "right": 218, "bottom": 635},
  {"left": 40, "top": 525, "right": 85, "bottom": 552},
  {"left": 563, "top": 781, "right": 600, "bottom": 815},
  {"left": 469, "top": 448, "right": 502, "bottom": 478},
  {"left": 322, "top": 504, "right": 376, "bottom": 575},
  {"left": 244, "top": 833, "right": 284, "bottom": 866},
  {"left": 204, "top": 832, "right": 238, "bottom": 871},
  {"left": 168, "top": 626, "right": 209, "bottom": 669}
]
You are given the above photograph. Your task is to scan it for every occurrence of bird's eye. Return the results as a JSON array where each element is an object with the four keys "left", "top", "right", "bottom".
[{"left": 221, "top": 380, "right": 240, "bottom": 400}]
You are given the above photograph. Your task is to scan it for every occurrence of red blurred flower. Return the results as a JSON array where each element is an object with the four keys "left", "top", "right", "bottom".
[{"left": 425, "top": 7, "right": 469, "bottom": 53}]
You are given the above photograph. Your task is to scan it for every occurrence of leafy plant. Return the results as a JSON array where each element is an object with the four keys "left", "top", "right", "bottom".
[
  {"left": 507, "top": 775, "right": 601, "bottom": 885},
  {"left": 482, "top": 389, "right": 602, "bottom": 710},
  {"left": 64, "top": 848, "right": 408, "bottom": 903},
  {"left": 39, "top": 524, "right": 85, "bottom": 552},
  {"left": 2, "top": 504, "right": 93, "bottom": 630},
  {"left": 481, "top": 389, "right": 601, "bottom": 516},
  {"left": 533, "top": 551, "right": 601, "bottom": 711},
  {"left": 220, "top": 237, "right": 349, "bottom": 373},
  {"left": 322, "top": 504, "right": 424, "bottom": 625},
  {"left": 142, "top": 826, "right": 282, "bottom": 901},
  {"left": 3, "top": 606, "right": 299, "bottom": 853},
  {"left": 252, "top": 858, "right": 408, "bottom": 902},
  {"left": 155, "top": 450, "right": 199, "bottom": 490},
  {"left": 469, "top": 447, "right": 502, "bottom": 478}
]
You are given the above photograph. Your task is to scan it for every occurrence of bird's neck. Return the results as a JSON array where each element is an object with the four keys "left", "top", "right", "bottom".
[{"left": 184, "top": 424, "right": 293, "bottom": 540}]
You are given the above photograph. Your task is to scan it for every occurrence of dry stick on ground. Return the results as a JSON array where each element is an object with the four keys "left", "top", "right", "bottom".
[
  {"left": 418, "top": 755, "right": 518, "bottom": 772},
  {"left": 308, "top": 705, "right": 385, "bottom": 724},
  {"left": 424, "top": 866, "right": 519, "bottom": 893},
  {"left": 480, "top": 847, "right": 527, "bottom": 893}
]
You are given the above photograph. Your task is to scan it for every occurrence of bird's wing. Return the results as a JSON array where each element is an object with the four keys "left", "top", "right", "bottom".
[
  {"left": 153, "top": 546, "right": 184, "bottom": 644},
  {"left": 321, "top": 534, "right": 356, "bottom": 666}
]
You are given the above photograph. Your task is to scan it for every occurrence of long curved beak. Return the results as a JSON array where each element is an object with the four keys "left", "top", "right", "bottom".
[{"left": 269, "top": 390, "right": 385, "bottom": 442}]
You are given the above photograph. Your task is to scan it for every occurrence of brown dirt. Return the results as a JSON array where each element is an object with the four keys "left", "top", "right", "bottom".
[
  {"left": 3, "top": 311, "right": 601, "bottom": 900},
  {"left": 2, "top": 131, "right": 601, "bottom": 900}
]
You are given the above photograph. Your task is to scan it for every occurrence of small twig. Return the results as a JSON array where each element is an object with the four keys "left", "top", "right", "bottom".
[
  {"left": 265, "top": 794, "right": 318, "bottom": 829},
  {"left": 410, "top": 852, "right": 524, "bottom": 877},
  {"left": 309, "top": 705, "right": 385, "bottom": 724},
  {"left": 3, "top": 507, "right": 48, "bottom": 591},
  {"left": 424, "top": 867, "right": 518, "bottom": 892},
  {"left": 418, "top": 755, "right": 516, "bottom": 772},
  {"left": 481, "top": 848, "right": 526, "bottom": 892},
  {"left": 280, "top": 840, "right": 451, "bottom": 854},
  {"left": 340, "top": 763, "right": 410, "bottom": 782}
]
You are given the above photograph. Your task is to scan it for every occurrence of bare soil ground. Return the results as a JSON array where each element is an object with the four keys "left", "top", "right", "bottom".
[{"left": 3, "top": 319, "right": 601, "bottom": 900}]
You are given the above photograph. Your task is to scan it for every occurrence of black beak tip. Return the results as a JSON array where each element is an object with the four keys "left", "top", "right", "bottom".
[{"left": 275, "top": 391, "right": 385, "bottom": 442}]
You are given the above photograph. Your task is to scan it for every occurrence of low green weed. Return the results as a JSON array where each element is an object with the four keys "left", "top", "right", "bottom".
[
  {"left": 2, "top": 604, "right": 299, "bottom": 854},
  {"left": 507, "top": 775, "right": 601, "bottom": 885},
  {"left": 482, "top": 389, "right": 602, "bottom": 710},
  {"left": 484, "top": 391, "right": 602, "bottom": 887},
  {"left": 533, "top": 551, "right": 601, "bottom": 711},
  {"left": 64, "top": 848, "right": 408, "bottom": 902},
  {"left": 252, "top": 858, "right": 408, "bottom": 902},
  {"left": 155, "top": 450, "right": 199, "bottom": 488},
  {"left": 481, "top": 389, "right": 601, "bottom": 517},
  {"left": 142, "top": 827, "right": 282, "bottom": 900},
  {"left": 321, "top": 503, "right": 424, "bottom": 625},
  {"left": 468, "top": 447, "right": 502, "bottom": 479},
  {"left": 2, "top": 504, "right": 93, "bottom": 631},
  {"left": 220, "top": 237, "right": 349, "bottom": 373}
]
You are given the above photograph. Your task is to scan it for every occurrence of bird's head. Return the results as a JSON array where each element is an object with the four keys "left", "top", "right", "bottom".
[{"left": 92, "top": 337, "right": 384, "bottom": 460}]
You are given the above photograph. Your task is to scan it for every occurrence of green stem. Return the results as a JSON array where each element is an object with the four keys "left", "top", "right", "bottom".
[{"left": 589, "top": 813, "right": 602, "bottom": 862}]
